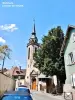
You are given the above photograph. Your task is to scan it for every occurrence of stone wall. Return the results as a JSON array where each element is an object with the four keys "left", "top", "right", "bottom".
[{"left": 0, "top": 72, "right": 15, "bottom": 92}]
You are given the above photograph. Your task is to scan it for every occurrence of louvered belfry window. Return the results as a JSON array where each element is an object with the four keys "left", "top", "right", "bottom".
[{"left": 28, "top": 48, "right": 30, "bottom": 59}]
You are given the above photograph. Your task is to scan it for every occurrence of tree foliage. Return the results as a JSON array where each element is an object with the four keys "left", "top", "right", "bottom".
[
  {"left": 0, "top": 45, "right": 11, "bottom": 73},
  {"left": 34, "top": 26, "right": 66, "bottom": 83}
]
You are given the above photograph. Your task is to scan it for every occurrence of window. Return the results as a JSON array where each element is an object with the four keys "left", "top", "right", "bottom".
[
  {"left": 35, "top": 47, "right": 37, "bottom": 53},
  {"left": 28, "top": 65, "right": 29, "bottom": 67},
  {"left": 16, "top": 71, "right": 20, "bottom": 74},
  {"left": 27, "top": 76, "right": 28, "bottom": 78},
  {"left": 68, "top": 52, "right": 74, "bottom": 64},
  {"left": 20, "top": 76, "right": 25, "bottom": 79},
  {"left": 71, "top": 74, "right": 75, "bottom": 88},
  {"left": 73, "top": 33, "right": 75, "bottom": 42},
  {"left": 28, "top": 48, "right": 30, "bottom": 59},
  {"left": 39, "top": 78, "right": 46, "bottom": 82},
  {"left": 14, "top": 76, "right": 18, "bottom": 79}
]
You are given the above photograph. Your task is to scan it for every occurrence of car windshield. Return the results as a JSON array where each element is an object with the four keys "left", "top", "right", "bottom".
[
  {"left": 17, "top": 88, "right": 30, "bottom": 94},
  {"left": 0, "top": 95, "right": 31, "bottom": 100},
  {"left": 17, "top": 88, "right": 27, "bottom": 91}
]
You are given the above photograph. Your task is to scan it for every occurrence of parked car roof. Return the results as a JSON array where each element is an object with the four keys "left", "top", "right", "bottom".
[
  {"left": 0, "top": 91, "right": 33, "bottom": 100},
  {"left": 4, "top": 91, "right": 30, "bottom": 96}
]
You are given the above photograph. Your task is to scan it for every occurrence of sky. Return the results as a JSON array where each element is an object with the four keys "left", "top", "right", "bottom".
[{"left": 0, "top": 0, "right": 75, "bottom": 69}]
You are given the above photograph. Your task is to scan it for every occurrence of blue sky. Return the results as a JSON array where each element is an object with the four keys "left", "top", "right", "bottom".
[{"left": 0, "top": 0, "right": 75, "bottom": 69}]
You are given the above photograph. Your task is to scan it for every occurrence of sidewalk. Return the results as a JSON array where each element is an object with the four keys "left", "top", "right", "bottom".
[
  {"left": 31, "top": 90, "right": 64, "bottom": 100},
  {"left": 41, "top": 92, "right": 64, "bottom": 100}
]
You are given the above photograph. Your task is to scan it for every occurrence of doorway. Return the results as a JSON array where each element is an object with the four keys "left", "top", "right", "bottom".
[{"left": 32, "top": 78, "right": 36, "bottom": 90}]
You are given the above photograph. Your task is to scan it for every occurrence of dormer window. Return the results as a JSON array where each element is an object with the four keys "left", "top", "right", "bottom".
[{"left": 16, "top": 71, "right": 20, "bottom": 74}]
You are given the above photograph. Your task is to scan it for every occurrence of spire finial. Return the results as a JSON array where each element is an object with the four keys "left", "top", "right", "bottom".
[
  {"left": 33, "top": 18, "right": 36, "bottom": 33},
  {"left": 33, "top": 18, "right": 35, "bottom": 23}
]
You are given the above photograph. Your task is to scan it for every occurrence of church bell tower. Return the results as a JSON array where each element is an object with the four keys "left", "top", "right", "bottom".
[{"left": 25, "top": 21, "right": 40, "bottom": 88}]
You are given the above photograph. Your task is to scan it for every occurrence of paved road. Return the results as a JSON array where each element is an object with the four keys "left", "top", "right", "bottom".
[{"left": 31, "top": 91, "right": 64, "bottom": 100}]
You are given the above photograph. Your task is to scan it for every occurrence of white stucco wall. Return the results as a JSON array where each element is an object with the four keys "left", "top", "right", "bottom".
[
  {"left": 64, "top": 29, "right": 75, "bottom": 84},
  {"left": 63, "top": 28, "right": 75, "bottom": 100}
]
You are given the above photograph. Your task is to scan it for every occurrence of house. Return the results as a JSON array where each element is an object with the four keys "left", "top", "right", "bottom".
[
  {"left": 4, "top": 66, "right": 26, "bottom": 89},
  {"left": 60, "top": 25, "right": 75, "bottom": 99},
  {"left": 25, "top": 22, "right": 54, "bottom": 93}
]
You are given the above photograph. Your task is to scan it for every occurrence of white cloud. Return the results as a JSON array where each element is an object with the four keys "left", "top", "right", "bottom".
[
  {"left": 0, "top": 24, "right": 18, "bottom": 32},
  {"left": 0, "top": 37, "right": 6, "bottom": 44}
]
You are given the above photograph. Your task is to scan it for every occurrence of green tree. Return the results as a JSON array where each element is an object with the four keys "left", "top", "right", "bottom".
[
  {"left": 34, "top": 26, "right": 66, "bottom": 93},
  {"left": 0, "top": 45, "right": 11, "bottom": 73}
]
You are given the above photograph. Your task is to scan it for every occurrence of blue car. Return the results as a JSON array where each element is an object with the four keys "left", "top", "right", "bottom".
[
  {"left": 16, "top": 87, "right": 30, "bottom": 94},
  {"left": 0, "top": 91, "right": 33, "bottom": 100}
]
